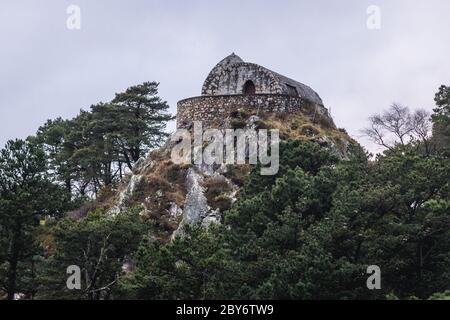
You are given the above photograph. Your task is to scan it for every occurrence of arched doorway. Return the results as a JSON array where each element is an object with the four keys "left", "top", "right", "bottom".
[{"left": 243, "top": 80, "right": 256, "bottom": 95}]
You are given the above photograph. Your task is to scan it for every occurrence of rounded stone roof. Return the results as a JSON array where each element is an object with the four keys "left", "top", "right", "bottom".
[
  {"left": 201, "top": 53, "right": 323, "bottom": 105},
  {"left": 216, "top": 53, "right": 244, "bottom": 68}
]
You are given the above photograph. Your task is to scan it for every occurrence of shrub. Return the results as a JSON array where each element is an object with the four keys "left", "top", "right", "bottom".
[
  {"left": 299, "top": 124, "right": 321, "bottom": 136},
  {"left": 224, "top": 165, "right": 250, "bottom": 187},
  {"left": 212, "top": 194, "right": 232, "bottom": 212},
  {"left": 203, "top": 176, "right": 232, "bottom": 210},
  {"left": 231, "top": 118, "right": 247, "bottom": 129}
]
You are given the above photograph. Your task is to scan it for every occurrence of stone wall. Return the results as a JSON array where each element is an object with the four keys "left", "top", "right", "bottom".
[
  {"left": 200, "top": 55, "right": 323, "bottom": 105},
  {"left": 177, "top": 94, "right": 307, "bottom": 128},
  {"left": 201, "top": 63, "right": 282, "bottom": 96}
]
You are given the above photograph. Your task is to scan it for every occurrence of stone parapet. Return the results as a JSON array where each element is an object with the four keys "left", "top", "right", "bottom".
[{"left": 177, "top": 94, "right": 307, "bottom": 128}]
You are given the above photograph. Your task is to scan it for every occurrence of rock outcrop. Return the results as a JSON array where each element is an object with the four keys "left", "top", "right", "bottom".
[{"left": 101, "top": 54, "right": 361, "bottom": 240}]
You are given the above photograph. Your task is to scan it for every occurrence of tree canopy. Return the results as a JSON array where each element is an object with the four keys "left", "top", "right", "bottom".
[{"left": 1, "top": 83, "right": 449, "bottom": 300}]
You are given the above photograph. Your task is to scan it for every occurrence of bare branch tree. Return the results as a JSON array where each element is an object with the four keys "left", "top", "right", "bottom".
[
  {"left": 362, "top": 118, "right": 393, "bottom": 150},
  {"left": 411, "top": 108, "right": 432, "bottom": 154},
  {"left": 363, "top": 103, "right": 431, "bottom": 151},
  {"left": 412, "top": 109, "right": 432, "bottom": 141},
  {"left": 380, "top": 103, "right": 413, "bottom": 145}
]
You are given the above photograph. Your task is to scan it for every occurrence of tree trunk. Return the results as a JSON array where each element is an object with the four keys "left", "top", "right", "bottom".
[
  {"left": 6, "top": 227, "right": 21, "bottom": 300},
  {"left": 65, "top": 178, "right": 72, "bottom": 194},
  {"left": 122, "top": 151, "right": 133, "bottom": 171}
]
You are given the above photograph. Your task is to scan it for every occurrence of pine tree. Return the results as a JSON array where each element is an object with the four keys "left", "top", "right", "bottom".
[
  {"left": 112, "top": 82, "right": 174, "bottom": 169},
  {"left": 0, "top": 139, "right": 72, "bottom": 299}
]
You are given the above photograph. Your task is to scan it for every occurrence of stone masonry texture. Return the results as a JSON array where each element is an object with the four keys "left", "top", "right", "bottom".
[{"left": 177, "top": 53, "right": 328, "bottom": 128}]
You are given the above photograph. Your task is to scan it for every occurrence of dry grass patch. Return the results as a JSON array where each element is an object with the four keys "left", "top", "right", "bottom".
[
  {"left": 203, "top": 175, "right": 233, "bottom": 211},
  {"left": 223, "top": 164, "right": 251, "bottom": 187}
]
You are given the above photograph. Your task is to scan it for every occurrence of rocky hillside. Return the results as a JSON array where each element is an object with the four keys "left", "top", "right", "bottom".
[{"left": 97, "top": 105, "right": 360, "bottom": 242}]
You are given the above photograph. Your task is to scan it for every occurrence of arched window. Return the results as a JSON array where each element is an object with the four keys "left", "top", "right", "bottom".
[
  {"left": 286, "top": 84, "right": 299, "bottom": 97},
  {"left": 243, "top": 80, "right": 256, "bottom": 95}
]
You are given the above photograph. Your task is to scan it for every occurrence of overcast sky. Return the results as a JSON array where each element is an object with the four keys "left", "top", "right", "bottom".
[{"left": 1, "top": 0, "right": 449, "bottom": 153}]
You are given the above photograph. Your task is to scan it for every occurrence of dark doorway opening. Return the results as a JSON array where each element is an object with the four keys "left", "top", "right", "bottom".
[
  {"left": 243, "top": 80, "right": 256, "bottom": 95},
  {"left": 286, "top": 84, "right": 299, "bottom": 97}
]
